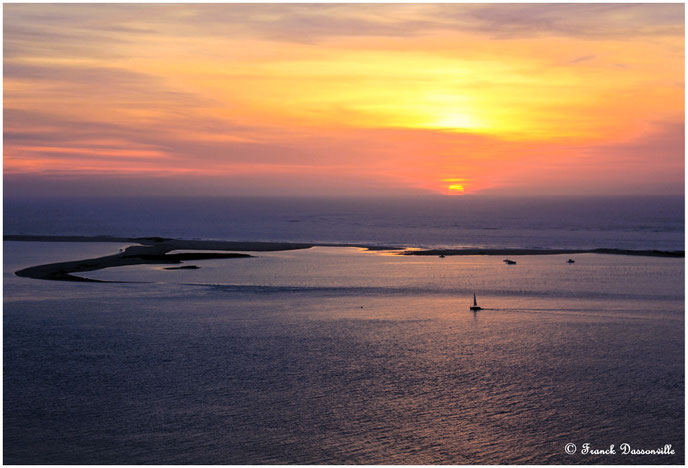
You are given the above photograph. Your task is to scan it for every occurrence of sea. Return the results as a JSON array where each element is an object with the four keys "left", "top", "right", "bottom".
[
  {"left": 3, "top": 195, "right": 685, "bottom": 250},
  {"left": 3, "top": 195, "right": 685, "bottom": 464}
]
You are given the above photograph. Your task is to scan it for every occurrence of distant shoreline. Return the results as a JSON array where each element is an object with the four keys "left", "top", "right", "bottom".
[
  {"left": 402, "top": 248, "right": 684, "bottom": 258},
  {"left": 6, "top": 234, "right": 683, "bottom": 282}
]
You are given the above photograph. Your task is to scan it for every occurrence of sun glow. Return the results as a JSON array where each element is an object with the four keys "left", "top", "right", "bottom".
[
  {"left": 444, "top": 178, "right": 468, "bottom": 195},
  {"left": 3, "top": 4, "right": 684, "bottom": 197},
  {"left": 421, "top": 107, "right": 484, "bottom": 132},
  {"left": 448, "top": 184, "right": 465, "bottom": 194}
]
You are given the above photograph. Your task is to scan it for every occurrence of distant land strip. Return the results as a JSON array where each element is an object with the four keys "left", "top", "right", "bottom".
[
  {"left": 3, "top": 234, "right": 396, "bottom": 251},
  {"left": 403, "top": 248, "right": 684, "bottom": 258},
  {"left": 14, "top": 251, "right": 254, "bottom": 282},
  {"left": 6, "top": 235, "right": 683, "bottom": 282},
  {"left": 10, "top": 236, "right": 313, "bottom": 282}
]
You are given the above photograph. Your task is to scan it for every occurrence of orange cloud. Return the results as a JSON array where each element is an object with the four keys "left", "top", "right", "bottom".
[{"left": 3, "top": 4, "right": 684, "bottom": 196}]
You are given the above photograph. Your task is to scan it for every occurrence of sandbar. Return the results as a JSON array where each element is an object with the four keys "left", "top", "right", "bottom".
[
  {"left": 7, "top": 235, "right": 683, "bottom": 282},
  {"left": 11, "top": 237, "right": 321, "bottom": 281},
  {"left": 402, "top": 248, "right": 684, "bottom": 258}
]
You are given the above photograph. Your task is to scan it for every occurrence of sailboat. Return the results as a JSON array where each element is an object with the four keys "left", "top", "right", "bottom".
[{"left": 470, "top": 293, "right": 482, "bottom": 311}]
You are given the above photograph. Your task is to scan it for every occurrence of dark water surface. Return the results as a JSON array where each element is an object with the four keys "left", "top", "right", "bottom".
[
  {"left": 4, "top": 195, "right": 684, "bottom": 250},
  {"left": 3, "top": 243, "right": 684, "bottom": 464}
]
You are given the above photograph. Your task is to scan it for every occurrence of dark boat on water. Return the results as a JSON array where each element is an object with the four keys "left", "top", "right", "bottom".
[{"left": 470, "top": 293, "right": 482, "bottom": 311}]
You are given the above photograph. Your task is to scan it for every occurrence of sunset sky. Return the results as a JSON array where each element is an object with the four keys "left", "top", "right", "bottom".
[{"left": 3, "top": 3, "right": 684, "bottom": 197}]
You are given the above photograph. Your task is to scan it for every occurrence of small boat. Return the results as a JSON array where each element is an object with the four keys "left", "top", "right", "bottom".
[
  {"left": 566, "top": 259, "right": 575, "bottom": 264},
  {"left": 503, "top": 259, "right": 517, "bottom": 265},
  {"left": 470, "top": 293, "right": 482, "bottom": 311}
]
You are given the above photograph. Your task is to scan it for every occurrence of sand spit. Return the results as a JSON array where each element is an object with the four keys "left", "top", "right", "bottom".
[
  {"left": 402, "top": 248, "right": 684, "bottom": 258},
  {"left": 8, "top": 235, "right": 409, "bottom": 282},
  {"left": 11, "top": 237, "right": 319, "bottom": 282},
  {"left": 8, "top": 235, "right": 682, "bottom": 282},
  {"left": 15, "top": 251, "right": 253, "bottom": 282}
]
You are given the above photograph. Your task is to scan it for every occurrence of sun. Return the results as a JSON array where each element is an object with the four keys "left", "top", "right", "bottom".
[
  {"left": 430, "top": 113, "right": 481, "bottom": 131},
  {"left": 444, "top": 178, "right": 467, "bottom": 195}
]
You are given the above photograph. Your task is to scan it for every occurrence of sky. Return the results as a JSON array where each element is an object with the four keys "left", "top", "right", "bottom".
[{"left": 3, "top": 3, "right": 685, "bottom": 197}]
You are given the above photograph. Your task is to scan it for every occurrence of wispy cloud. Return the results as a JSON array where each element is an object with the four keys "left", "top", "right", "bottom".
[
  {"left": 3, "top": 3, "right": 684, "bottom": 196},
  {"left": 435, "top": 3, "right": 684, "bottom": 40}
]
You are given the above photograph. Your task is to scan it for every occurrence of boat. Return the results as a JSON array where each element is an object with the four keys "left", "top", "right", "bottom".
[
  {"left": 566, "top": 259, "right": 575, "bottom": 264},
  {"left": 470, "top": 293, "right": 482, "bottom": 311},
  {"left": 503, "top": 259, "right": 517, "bottom": 265}
]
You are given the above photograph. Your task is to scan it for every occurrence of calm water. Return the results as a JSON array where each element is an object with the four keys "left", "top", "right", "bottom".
[
  {"left": 3, "top": 241, "right": 684, "bottom": 464},
  {"left": 4, "top": 195, "right": 684, "bottom": 250}
]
